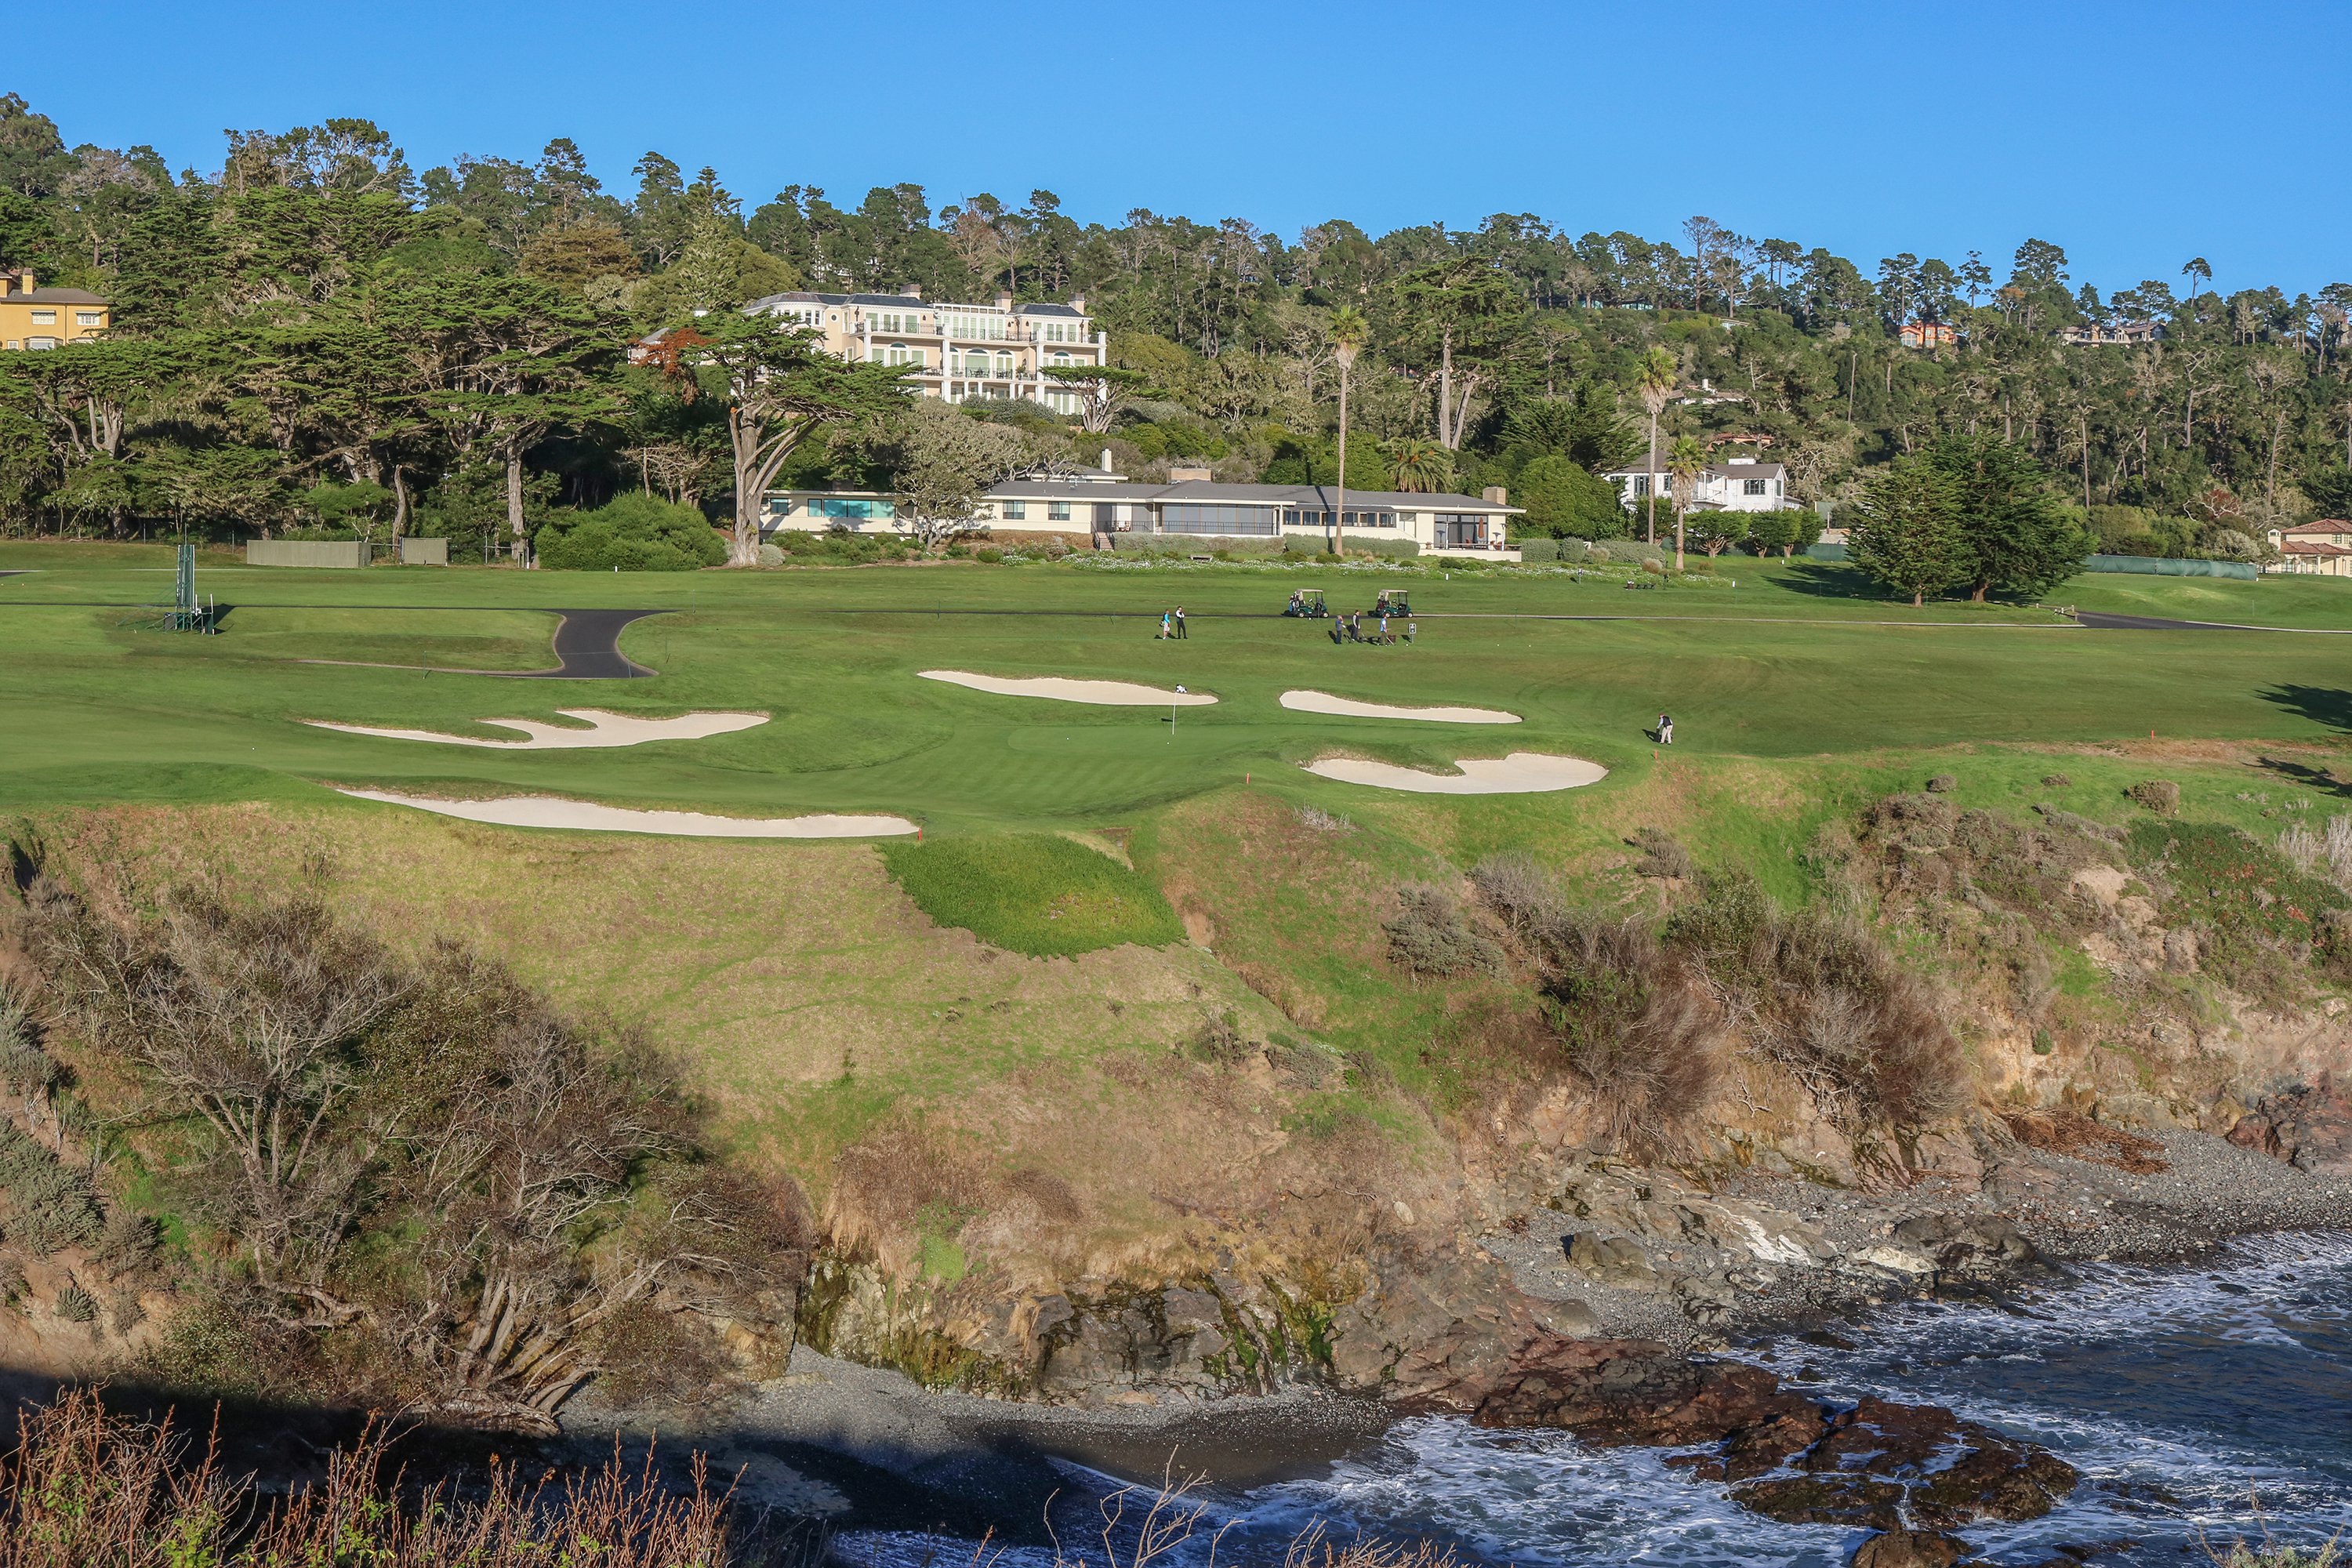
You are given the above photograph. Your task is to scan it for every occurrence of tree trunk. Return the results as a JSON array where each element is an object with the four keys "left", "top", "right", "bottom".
[
  {"left": 1645, "top": 412, "right": 1660, "bottom": 546},
  {"left": 728, "top": 405, "right": 762, "bottom": 567},
  {"left": 506, "top": 448, "right": 527, "bottom": 562},
  {"left": 1674, "top": 504, "right": 1685, "bottom": 571},
  {"left": 391, "top": 464, "right": 409, "bottom": 543},
  {"left": 1334, "top": 368, "right": 1349, "bottom": 557}
]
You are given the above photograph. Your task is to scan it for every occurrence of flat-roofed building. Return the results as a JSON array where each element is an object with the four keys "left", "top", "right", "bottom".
[
  {"left": 0, "top": 270, "right": 109, "bottom": 350},
  {"left": 742, "top": 286, "right": 1107, "bottom": 414},
  {"left": 1600, "top": 456, "right": 1802, "bottom": 514},
  {"left": 765, "top": 470, "right": 1522, "bottom": 555}
]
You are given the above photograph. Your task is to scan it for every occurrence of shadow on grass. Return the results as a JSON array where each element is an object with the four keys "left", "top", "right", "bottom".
[{"left": 2263, "top": 684, "right": 2352, "bottom": 733}]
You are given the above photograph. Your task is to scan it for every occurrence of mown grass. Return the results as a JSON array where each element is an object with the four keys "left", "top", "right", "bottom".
[{"left": 880, "top": 832, "right": 1183, "bottom": 956}]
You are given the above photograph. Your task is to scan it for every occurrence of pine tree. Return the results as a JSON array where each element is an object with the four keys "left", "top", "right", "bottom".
[{"left": 1852, "top": 458, "right": 1969, "bottom": 607}]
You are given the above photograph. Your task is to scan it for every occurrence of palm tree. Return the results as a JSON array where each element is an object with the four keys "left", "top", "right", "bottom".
[
  {"left": 1666, "top": 434, "right": 1707, "bottom": 571},
  {"left": 1385, "top": 437, "right": 1454, "bottom": 493},
  {"left": 1635, "top": 347, "right": 1678, "bottom": 546},
  {"left": 1329, "top": 307, "right": 1367, "bottom": 555}
]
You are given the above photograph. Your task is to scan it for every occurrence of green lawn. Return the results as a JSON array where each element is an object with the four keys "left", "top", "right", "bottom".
[{"left": 2, "top": 545, "right": 2349, "bottom": 836}]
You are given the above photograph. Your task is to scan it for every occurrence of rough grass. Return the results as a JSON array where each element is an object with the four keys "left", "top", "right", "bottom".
[{"left": 880, "top": 833, "right": 1184, "bottom": 956}]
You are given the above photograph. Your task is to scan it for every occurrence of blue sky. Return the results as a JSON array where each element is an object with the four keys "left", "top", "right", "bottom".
[{"left": 31, "top": 0, "right": 2350, "bottom": 297}]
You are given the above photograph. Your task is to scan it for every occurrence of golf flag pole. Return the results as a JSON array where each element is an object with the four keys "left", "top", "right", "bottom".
[{"left": 1171, "top": 685, "right": 1185, "bottom": 741}]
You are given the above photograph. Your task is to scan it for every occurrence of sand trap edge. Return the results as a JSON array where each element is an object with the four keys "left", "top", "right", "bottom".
[
  {"left": 1299, "top": 752, "right": 1608, "bottom": 796},
  {"left": 920, "top": 670, "right": 1216, "bottom": 706},
  {"left": 1280, "top": 690, "right": 1520, "bottom": 724},
  {"left": 335, "top": 788, "right": 916, "bottom": 838},
  {"left": 303, "top": 709, "right": 768, "bottom": 750}
]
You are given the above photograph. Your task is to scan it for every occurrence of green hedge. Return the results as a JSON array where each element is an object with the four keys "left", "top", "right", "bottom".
[
  {"left": 534, "top": 495, "right": 727, "bottom": 572},
  {"left": 1112, "top": 533, "right": 1284, "bottom": 555}
]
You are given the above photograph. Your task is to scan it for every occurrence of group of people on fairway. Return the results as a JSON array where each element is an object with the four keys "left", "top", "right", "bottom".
[
  {"left": 1156, "top": 607, "right": 1188, "bottom": 640},
  {"left": 1331, "top": 610, "right": 1413, "bottom": 646}
]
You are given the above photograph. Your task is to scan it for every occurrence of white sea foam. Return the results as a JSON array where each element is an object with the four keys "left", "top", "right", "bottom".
[{"left": 840, "top": 1234, "right": 2352, "bottom": 1568}]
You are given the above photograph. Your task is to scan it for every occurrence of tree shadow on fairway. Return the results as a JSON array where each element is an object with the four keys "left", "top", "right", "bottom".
[
  {"left": 1766, "top": 561, "right": 1902, "bottom": 604},
  {"left": 2256, "top": 755, "right": 2352, "bottom": 800},
  {"left": 2263, "top": 684, "right": 2352, "bottom": 733}
]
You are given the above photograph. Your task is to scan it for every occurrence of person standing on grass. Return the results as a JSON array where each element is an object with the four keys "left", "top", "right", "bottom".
[
  {"left": 1175, "top": 605, "right": 1188, "bottom": 640},
  {"left": 1658, "top": 713, "right": 1674, "bottom": 745},
  {"left": 1379, "top": 612, "right": 1390, "bottom": 642}
]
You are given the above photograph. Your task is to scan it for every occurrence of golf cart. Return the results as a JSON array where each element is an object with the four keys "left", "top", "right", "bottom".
[
  {"left": 1283, "top": 588, "right": 1330, "bottom": 619},
  {"left": 1373, "top": 589, "right": 1412, "bottom": 617}
]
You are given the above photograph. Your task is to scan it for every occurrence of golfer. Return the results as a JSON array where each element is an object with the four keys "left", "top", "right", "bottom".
[
  {"left": 1159, "top": 611, "right": 1171, "bottom": 640},
  {"left": 1174, "top": 606, "right": 1188, "bottom": 639},
  {"left": 1658, "top": 713, "right": 1675, "bottom": 745}
]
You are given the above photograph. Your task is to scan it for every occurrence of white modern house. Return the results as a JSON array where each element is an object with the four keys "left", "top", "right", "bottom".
[
  {"left": 1599, "top": 456, "right": 1803, "bottom": 514},
  {"left": 765, "top": 466, "right": 1522, "bottom": 556},
  {"left": 740, "top": 286, "right": 1106, "bottom": 415}
]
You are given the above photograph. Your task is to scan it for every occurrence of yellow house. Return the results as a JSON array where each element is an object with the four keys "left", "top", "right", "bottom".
[{"left": 0, "top": 269, "right": 111, "bottom": 350}]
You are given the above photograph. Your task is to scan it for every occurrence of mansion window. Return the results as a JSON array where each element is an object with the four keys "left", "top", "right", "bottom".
[
  {"left": 29, "top": 310, "right": 54, "bottom": 325},
  {"left": 877, "top": 311, "right": 923, "bottom": 333},
  {"left": 76, "top": 312, "right": 100, "bottom": 328}
]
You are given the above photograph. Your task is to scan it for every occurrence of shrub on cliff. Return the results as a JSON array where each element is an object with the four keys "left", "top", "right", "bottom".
[
  {"left": 1533, "top": 913, "right": 1725, "bottom": 1156},
  {"left": 1665, "top": 872, "right": 1966, "bottom": 1127},
  {"left": 13, "top": 866, "right": 813, "bottom": 1430},
  {"left": 1385, "top": 885, "right": 1503, "bottom": 978}
]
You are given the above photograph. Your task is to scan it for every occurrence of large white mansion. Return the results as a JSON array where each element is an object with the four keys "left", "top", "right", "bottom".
[{"left": 744, "top": 287, "right": 1107, "bottom": 415}]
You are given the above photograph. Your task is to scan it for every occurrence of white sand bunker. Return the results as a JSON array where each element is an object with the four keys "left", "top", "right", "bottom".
[
  {"left": 336, "top": 789, "right": 915, "bottom": 838},
  {"left": 1301, "top": 752, "right": 1607, "bottom": 795},
  {"left": 920, "top": 670, "right": 1216, "bottom": 706},
  {"left": 1281, "top": 689, "right": 1519, "bottom": 724},
  {"left": 305, "top": 708, "right": 768, "bottom": 750}
]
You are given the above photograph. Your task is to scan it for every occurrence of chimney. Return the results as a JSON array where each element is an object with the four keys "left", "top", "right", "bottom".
[
  {"left": 1069, "top": 292, "right": 1086, "bottom": 315},
  {"left": 1099, "top": 447, "right": 1113, "bottom": 472},
  {"left": 1483, "top": 486, "right": 1508, "bottom": 506},
  {"left": 995, "top": 289, "right": 1013, "bottom": 310},
  {"left": 898, "top": 284, "right": 922, "bottom": 299}
]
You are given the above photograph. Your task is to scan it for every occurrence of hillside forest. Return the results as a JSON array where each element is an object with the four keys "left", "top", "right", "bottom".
[{"left": 4, "top": 96, "right": 2351, "bottom": 570}]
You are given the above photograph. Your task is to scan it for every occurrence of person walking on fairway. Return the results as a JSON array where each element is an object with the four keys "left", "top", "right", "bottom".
[
  {"left": 1159, "top": 610, "right": 1171, "bottom": 641},
  {"left": 1174, "top": 605, "right": 1188, "bottom": 640},
  {"left": 1657, "top": 713, "right": 1674, "bottom": 746}
]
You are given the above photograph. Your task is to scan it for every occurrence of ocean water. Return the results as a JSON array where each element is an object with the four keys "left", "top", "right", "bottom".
[{"left": 838, "top": 1230, "right": 2352, "bottom": 1566}]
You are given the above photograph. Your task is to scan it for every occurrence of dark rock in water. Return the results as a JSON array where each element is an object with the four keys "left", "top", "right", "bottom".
[
  {"left": 1911, "top": 1436, "right": 2078, "bottom": 1526},
  {"left": 1471, "top": 1338, "right": 1821, "bottom": 1449},
  {"left": 1849, "top": 1529, "right": 1973, "bottom": 1568},
  {"left": 1806, "top": 1396, "right": 1965, "bottom": 1475},
  {"left": 2230, "top": 1077, "right": 2352, "bottom": 1177},
  {"left": 1466, "top": 1337, "right": 2074, "bottom": 1534},
  {"left": 1731, "top": 1473, "right": 1904, "bottom": 1530},
  {"left": 1797, "top": 1329, "right": 1859, "bottom": 1351}
]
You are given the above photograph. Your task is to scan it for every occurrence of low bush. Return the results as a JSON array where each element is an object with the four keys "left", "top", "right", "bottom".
[
  {"left": 2127, "top": 818, "right": 2351, "bottom": 988},
  {"left": 1534, "top": 914, "right": 1725, "bottom": 1156},
  {"left": 532, "top": 493, "right": 727, "bottom": 572},
  {"left": 1664, "top": 872, "right": 1965, "bottom": 1127},
  {"left": 880, "top": 833, "right": 1185, "bottom": 957},
  {"left": 1631, "top": 827, "right": 1693, "bottom": 880},
  {"left": 2128, "top": 779, "right": 2181, "bottom": 815},
  {"left": 0, "top": 1386, "right": 743, "bottom": 1566},
  {"left": 1385, "top": 885, "right": 1502, "bottom": 978},
  {"left": 1469, "top": 853, "right": 1563, "bottom": 931}
]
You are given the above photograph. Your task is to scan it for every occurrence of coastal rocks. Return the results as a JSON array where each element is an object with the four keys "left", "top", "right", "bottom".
[
  {"left": 2230, "top": 1078, "right": 2352, "bottom": 1176},
  {"left": 1472, "top": 1341, "right": 2075, "bottom": 1534},
  {"left": 1890, "top": 1213, "right": 2042, "bottom": 1277},
  {"left": 1849, "top": 1530, "right": 1973, "bottom": 1568},
  {"left": 1563, "top": 1232, "right": 1661, "bottom": 1289}
]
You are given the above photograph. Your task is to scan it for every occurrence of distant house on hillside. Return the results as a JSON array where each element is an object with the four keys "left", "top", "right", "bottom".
[
  {"left": 1899, "top": 321, "right": 1958, "bottom": 349},
  {"left": 1599, "top": 456, "right": 1804, "bottom": 514},
  {"left": 2060, "top": 321, "right": 2165, "bottom": 347},
  {"left": 630, "top": 286, "right": 1109, "bottom": 416},
  {"left": 0, "top": 270, "right": 109, "bottom": 350},
  {"left": 2266, "top": 520, "right": 2352, "bottom": 577}
]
